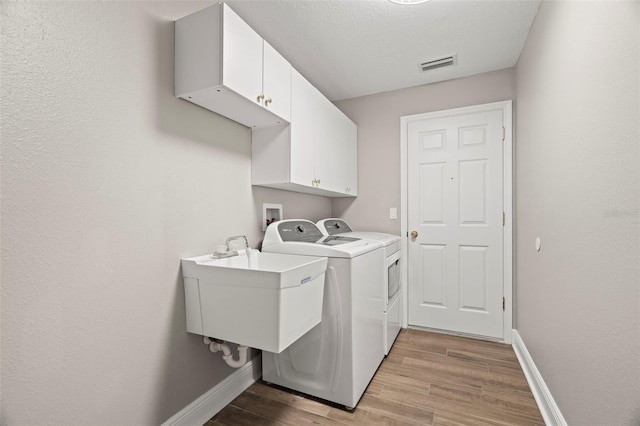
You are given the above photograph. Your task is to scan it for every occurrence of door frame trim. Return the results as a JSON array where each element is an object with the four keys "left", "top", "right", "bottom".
[{"left": 400, "top": 100, "right": 513, "bottom": 343}]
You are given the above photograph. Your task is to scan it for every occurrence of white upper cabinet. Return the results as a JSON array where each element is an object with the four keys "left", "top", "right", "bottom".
[
  {"left": 176, "top": 4, "right": 357, "bottom": 198},
  {"left": 175, "top": 3, "right": 291, "bottom": 128},
  {"left": 252, "top": 70, "right": 358, "bottom": 198}
]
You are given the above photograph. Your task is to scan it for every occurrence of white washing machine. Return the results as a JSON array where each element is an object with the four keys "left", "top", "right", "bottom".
[
  {"left": 261, "top": 219, "right": 385, "bottom": 409},
  {"left": 317, "top": 218, "right": 402, "bottom": 356}
]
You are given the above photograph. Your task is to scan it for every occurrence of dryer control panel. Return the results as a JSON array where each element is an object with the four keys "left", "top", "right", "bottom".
[{"left": 321, "top": 219, "right": 353, "bottom": 235}]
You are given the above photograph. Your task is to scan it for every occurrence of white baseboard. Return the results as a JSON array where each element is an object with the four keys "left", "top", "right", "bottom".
[
  {"left": 512, "top": 330, "right": 567, "bottom": 426},
  {"left": 162, "top": 354, "right": 261, "bottom": 426}
]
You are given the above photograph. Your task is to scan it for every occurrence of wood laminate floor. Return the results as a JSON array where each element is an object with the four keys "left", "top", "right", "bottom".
[{"left": 206, "top": 329, "right": 545, "bottom": 425}]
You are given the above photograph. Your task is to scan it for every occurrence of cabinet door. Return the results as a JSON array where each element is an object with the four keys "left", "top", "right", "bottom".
[
  {"left": 318, "top": 103, "right": 357, "bottom": 195},
  {"left": 263, "top": 41, "right": 291, "bottom": 122},
  {"left": 290, "top": 70, "right": 317, "bottom": 188},
  {"left": 222, "top": 4, "right": 263, "bottom": 108},
  {"left": 314, "top": 95, "right": 342, "bottom": 194},
  {"left": 340, "top": 114, "right": 358, "bottom": 196}
]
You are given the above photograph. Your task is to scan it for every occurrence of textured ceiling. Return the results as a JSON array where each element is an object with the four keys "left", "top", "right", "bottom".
[{"left": 225, "top": 0, "right": 541, "bottom": 101}]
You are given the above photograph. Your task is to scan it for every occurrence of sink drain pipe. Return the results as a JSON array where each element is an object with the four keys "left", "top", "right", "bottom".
[{"left": 203, "top": 336, "right": 249, "bottom": 368}]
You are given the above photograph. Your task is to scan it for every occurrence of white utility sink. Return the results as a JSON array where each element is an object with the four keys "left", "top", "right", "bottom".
[{"left": 181, "top": 251, "right": 327, "bottom": 353}]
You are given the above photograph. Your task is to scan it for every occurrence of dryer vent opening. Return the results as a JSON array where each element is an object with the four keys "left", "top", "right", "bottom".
[{"left": 419, "top": 54, "right": 457, "bottom": 72}]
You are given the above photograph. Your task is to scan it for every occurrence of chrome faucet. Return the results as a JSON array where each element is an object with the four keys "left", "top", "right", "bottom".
[
  {"left": 225, "top": 235, "right": 248, "bottom": 251},
  {"left": 212, "top": 235, "right": 249, "bottom": 259}
]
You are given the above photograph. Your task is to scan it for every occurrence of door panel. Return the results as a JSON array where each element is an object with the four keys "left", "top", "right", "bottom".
[
  {"left": 419, "top": 163, "right": 446, "bottom": 224},
  {"left": 420, "top": 130, "right": 446, "bottom": 151},
  {"left": 408, "top": 108, "right": 504, "bottom": 339},
  {"left": 458, "top": 245, "right": 488, "bottom": 311},
  {"left": 420, "top": 245, "right": 446, "bottom": 307},
  {"left": 459, "top": 159, "right": 487, "bottom": 225}
]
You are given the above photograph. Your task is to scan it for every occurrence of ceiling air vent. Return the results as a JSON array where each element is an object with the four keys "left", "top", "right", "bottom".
[{"left": 419, "top": 54, "right": 457, "bottom": 72}]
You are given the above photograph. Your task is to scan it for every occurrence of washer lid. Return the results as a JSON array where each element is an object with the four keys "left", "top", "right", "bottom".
[
  {"left": 316, "top": 219, "right": 400, "bottom": 247},
  {"left": 321, "top": 235, "right": 360, "bottom": 245},
  {"left": 342, "top": 231, "right": 400, "bottom": 247}
]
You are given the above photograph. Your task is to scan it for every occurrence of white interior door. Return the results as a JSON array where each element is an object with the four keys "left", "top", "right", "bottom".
[{"left": 407, "top": 107, "right": 505, "bottom": 339}]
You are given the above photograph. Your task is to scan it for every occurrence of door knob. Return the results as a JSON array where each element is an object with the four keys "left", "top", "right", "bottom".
[{"left": 411, "top": 231, "right": 418, "bottom": 239}]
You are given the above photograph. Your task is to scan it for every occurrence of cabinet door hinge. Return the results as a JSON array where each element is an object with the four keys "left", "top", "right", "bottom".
[{"left": 502, "top": 297, "right": 505, "bottom": 311}]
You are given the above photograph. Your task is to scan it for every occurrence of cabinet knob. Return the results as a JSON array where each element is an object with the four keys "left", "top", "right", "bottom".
[
  {"left": 256, "top": 94, "right": 264, "bottom": 103},
  {"left": 265, "top": 97, "right": 272, "bottom": 105}
]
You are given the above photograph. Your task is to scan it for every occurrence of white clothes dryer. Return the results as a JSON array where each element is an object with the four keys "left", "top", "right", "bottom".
[
  {"left": 261, "top": 219, "right": 385, "bottom": 409},
  {"left": 317, "top": 218, "right": 402, "bottom": 356}
]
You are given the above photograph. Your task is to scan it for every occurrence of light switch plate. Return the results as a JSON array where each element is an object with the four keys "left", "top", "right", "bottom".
[{"left": 390, "top": 208, "right": 397, "bottom": 220}]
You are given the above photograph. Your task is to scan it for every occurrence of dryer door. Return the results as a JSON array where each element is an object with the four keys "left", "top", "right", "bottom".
[{"left": 386, "top": 251, "right": 401, "bottom": 304}]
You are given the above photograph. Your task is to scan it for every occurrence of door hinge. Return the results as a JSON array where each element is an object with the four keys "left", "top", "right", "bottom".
[
  {"left": 502, "top": 127, "right": 505, "bottom": 141},
  {"left": 502, "top": 211, "right": 505, "bottom": 226},
  {"left": 502, "top": 297, "right": 505, "bottom": 311}
]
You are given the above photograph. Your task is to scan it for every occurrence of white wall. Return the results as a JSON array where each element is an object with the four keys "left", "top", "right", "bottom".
[
  {"left": 333, "top": 68, "right": 515, "bottom": 234},
  {"left": 0, "top": 2, "right": 330, "bottom": 424},
  {"left": 515, "top": 1, "right": 639, "bottom": 424}
]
